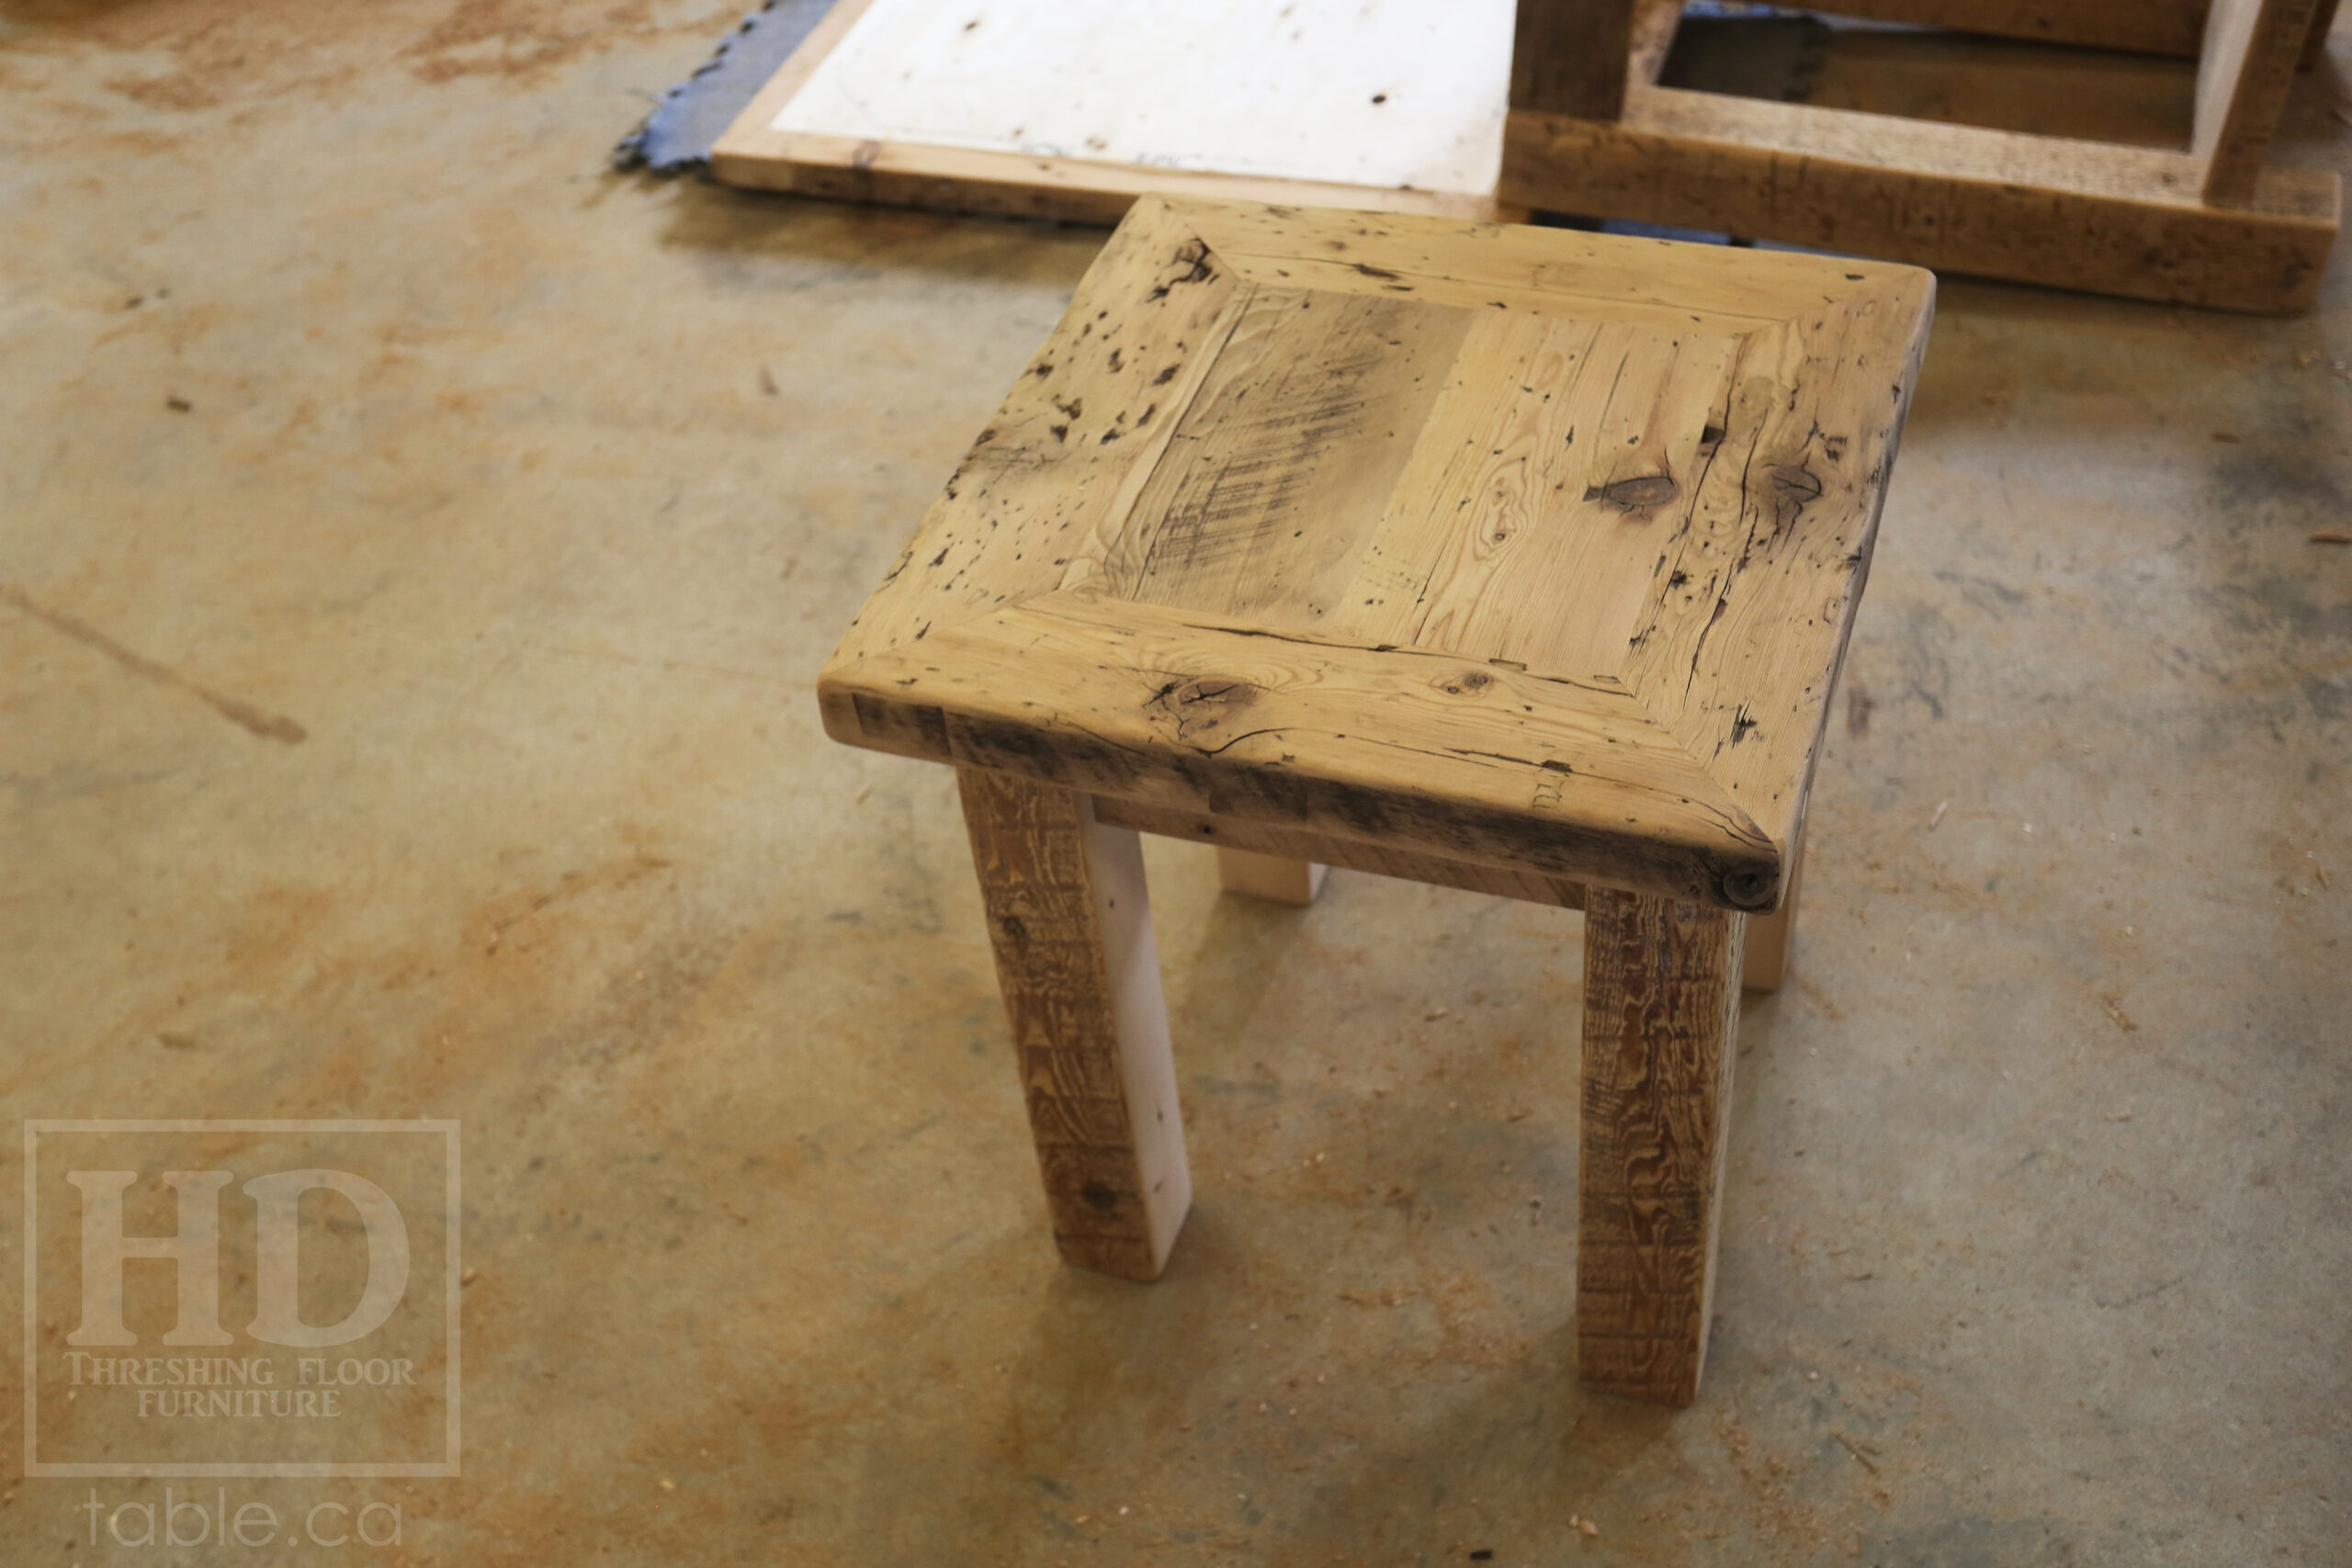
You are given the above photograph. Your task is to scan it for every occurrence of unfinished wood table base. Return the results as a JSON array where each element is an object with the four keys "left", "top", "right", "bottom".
[
  {"left": 970, "top": 773, "right": 1760, "bottom": 1403},
  {"left": 1502, "top": 0, "right": 2341, "bottom": 311},
  {"left": 821, "top": 197, "right": 1933, "bottom": 1404}
]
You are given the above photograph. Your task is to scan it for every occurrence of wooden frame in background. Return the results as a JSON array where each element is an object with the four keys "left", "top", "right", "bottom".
[{"left": 1502, "top": 0, "right": 2342, "bottom": 310}]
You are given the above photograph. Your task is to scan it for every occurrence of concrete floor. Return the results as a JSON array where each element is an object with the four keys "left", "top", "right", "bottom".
[{"left": 3, "top": 3, "right": 2347, "bottom": 1563}]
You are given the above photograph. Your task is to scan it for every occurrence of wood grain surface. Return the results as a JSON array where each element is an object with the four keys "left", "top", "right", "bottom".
[
  {"left": 1577, "top": 886, "right": 1746, "bottom": 1405},
  {"left": 822, "top": 197, "right": 1934, "bottom": 910},
  {"left": 958, "top": 768, "right": 1191, "bottom": 1280},
  {"left": 832, "top": 591, "right": 1779, "bottom": 904}
]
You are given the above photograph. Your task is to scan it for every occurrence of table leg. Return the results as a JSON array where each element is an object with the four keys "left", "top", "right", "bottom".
[
  {"left": 1577, "top": 886, "right": 1746, "bottom": 1405},
  {"left": 1741, "top": 836, "right": 1804, "bottom": 993},
  {"left": 957, "top": 768, "right": 1192, "bottom": 1280},
  {"left": 1215, "top": 848, "right": 1328, "bottom": 906}
]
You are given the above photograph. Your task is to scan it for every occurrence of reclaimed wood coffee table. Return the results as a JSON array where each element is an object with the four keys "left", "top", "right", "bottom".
[{"left": 820, "top": 197, "right": 1932, "bottom": 1405}]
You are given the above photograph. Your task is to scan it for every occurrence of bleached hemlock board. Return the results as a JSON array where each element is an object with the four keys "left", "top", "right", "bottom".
[{"left": 711, "top": 0, "right": 1519, "bottom": 221}]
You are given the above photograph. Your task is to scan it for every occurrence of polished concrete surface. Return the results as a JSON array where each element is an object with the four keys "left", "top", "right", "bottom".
[{"left": 2, "top": 4, "right": 2346, "bottom": 1562}]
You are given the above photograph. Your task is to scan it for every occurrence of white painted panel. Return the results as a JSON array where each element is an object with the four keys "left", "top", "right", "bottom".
[{"left": 770, "top": 0, "right": 1513, "bottom": 197}]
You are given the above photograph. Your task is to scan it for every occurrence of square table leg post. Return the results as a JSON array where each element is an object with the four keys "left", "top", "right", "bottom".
[
  {"left": 1511, "top": 0, "right": 1634, "bottom": 118},
  {"left": 1215, "top": 848, "right": 1329, "bottom": 907},
  {"left": 1577, "top": 886, "right": 1747, "bottom": 1405},
  {"left": 957, "top": 767, "right": 1193, "bottom": 1281}
]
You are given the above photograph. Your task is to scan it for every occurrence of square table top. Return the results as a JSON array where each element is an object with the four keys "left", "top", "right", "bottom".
[{"left": 820, "top": 197, "right": 1933, "bottom": 911}]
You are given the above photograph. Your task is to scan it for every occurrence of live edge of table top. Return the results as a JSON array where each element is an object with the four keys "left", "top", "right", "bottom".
[{"left": 820, "top": 198, "right": 1935, "bottom": 915}]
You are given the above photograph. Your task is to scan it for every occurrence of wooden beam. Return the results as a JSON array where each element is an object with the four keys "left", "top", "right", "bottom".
[
  {"left": 2302, "top": 0, "right": 2342, "bottom": 67},
  {"left": 1502, "top": 89, "right": 2338, "bottom": 310},
  {"left": 1804, "top": 0, "right": 2212, "bottom": 55},
  {"left": 1092, "top": 796, "right": 1589, "bottom": 909},
  {"left": 2195, "top": 0, "right": 2326, "bottom": 205},
  {"left": 831, "top": 592, "right": 1784, "bottom": 909},
  {"left": 1101, "top": 791, "right": 1804, "bottom": 984},
  {"left": 1577, "top": 887, "right": 1745, "bottom": 1405},
  {"left": 712, "top": 133, "right": 1510, "bottom": 226},
  {"left": 959, "top": 769, "right": 1192, "bottom": 1280},
  {"left": 1512, "top": 0, "right": 1634, "bottom": 116}
]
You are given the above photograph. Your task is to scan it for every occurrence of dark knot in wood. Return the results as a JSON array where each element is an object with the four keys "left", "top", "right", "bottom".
[
  {"left": 1146, "top": 675, "right": 1261, "bottom": 748},
  {"left": 1721, "top": 869, "right": 1778, "bottom": 910},
  {"left": 1586, "top": 474, "right": 1679, "bottom": 512},
  {"left": 1146, "top": 239, "right": 1216, "bottom": 300},
  {"left": 1768, "top": 465, "right": 1823, "bottom": 505}
]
